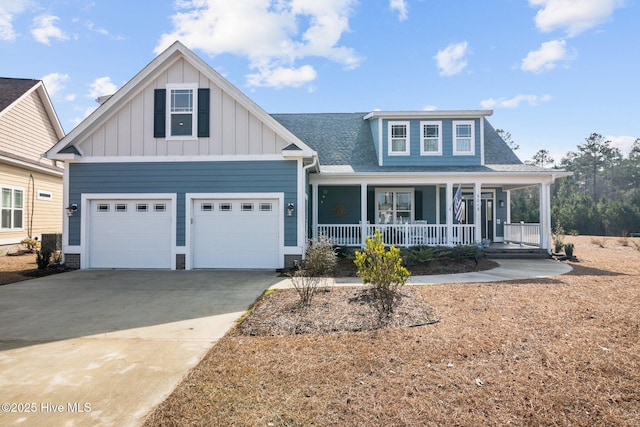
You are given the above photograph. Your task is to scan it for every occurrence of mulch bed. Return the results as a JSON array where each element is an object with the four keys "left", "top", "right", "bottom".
[
  {"left": 236, "top": 286, "right": 440, "bottom": 336},
  {"left": 333, "top": 256, "right": 497, "bottom": 277}
]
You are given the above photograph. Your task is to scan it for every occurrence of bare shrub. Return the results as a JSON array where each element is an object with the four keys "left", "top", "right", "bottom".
[
  {"left": 288, "top": 235, "right": 337, "bottom": 306},
  {"left": 618, "top": 237, "right": 629, "bottom": 247},
  {"left": 288, "top": 269, "right": 321, "bottom": 306},
  {"left": 591, "top": 237, "right": 607, "bottom": 248},
  {"left": 303, "top": 235, "right": 337, "bottom": 277},
  {"left": 632, "top": 240, "right": 640, "bottom": 252}
]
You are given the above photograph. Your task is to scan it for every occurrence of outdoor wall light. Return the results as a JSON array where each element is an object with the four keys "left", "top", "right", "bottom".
[
  {"left": 287, "top": 203, "right": 295, "bottom": 217},
  {"left": 499, "top": 200, "right": 505, "bottom": 208},
  {"left": 66, "top": 204, "right": 78, "bottom": 216}
]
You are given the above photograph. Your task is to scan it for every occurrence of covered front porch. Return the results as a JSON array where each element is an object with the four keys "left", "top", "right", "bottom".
[{"left": 309, "top": 176, "right": 553, "bottom": 251}]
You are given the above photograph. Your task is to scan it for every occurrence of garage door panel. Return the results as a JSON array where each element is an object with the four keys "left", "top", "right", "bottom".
[
  {"left": 192, "top": 199, "right": 280, "bottom": 269},
  {"left": 89, "top": 199, "right": 172, "bottom": 269}
]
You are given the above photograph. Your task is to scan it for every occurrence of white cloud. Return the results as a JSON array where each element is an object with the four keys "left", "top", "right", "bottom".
[
  {"left": 87, "top": 76, "right": 117, "bottom": 99},
  {"left": 521, "top": 39, "right": 575, "bottom": 73},
  {"left": 41, "top": 72, "right": 69, "bottom": 96},
  {"left": 390, "top": 0, "right": 408, "bottom": 21},
  {"left": 0, "top": 0, "right": 32, "bottom": 41},
  {"left": 480, "top": 94, "right": 552, "bottom": 109},
  {"left": 64, "top": 93, "right": 76, "bottom": 102},
  {"left": 423, "top": 105, "right": 438, "bottom": 111},
  {"left": 155, "top": 0, "right": 362, "bottom": 89},
  {"left": 70, "top": 106, "right": 97, "bottom": 127},
  {"left": 433, "top": 41, "right": 469, "bottom": 76},
  {"left": 247, "top": 64, "right": 317, "bottom": 88},
  {"left": 31, "top": 14, "right": 68, "bottom": 45},
  {"left": 608, "top": 135, "right": 636, "bottom": 155},
  {"left": 529, "top": 0, "right": 624, "bottom": 36}
]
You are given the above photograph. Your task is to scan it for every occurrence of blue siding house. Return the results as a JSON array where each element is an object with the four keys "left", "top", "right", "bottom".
[{"left": 46, "top": 42, "right": 568, "bottom": 270}]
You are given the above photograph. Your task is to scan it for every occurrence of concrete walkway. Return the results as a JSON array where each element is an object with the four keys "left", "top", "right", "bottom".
[
  {"left": 0, "top": 270, "right": 278, "bottom": 427},
  {"left": 270, "top": 258, "right": 573, "bottom": 289}
]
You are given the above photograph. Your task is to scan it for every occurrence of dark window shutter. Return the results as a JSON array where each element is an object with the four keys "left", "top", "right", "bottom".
[
  {"left": 154, "top": 89, "right": 166, "bottom": 138},
  {"left": 197, "top": 88, "right": 210, "bottom": 137},
  {"left": 415, "top": 191, "right": 423, "bottom": 221}
]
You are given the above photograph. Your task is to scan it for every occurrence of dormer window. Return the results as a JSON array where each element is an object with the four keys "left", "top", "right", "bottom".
[
  {"left": 420, "top": 121, "right": 442, "bottom": 155},
  {"left": 453, "top": 120, "right": 475, "bottom": 155},
  {"left": 388, "top": 121, "right": 410, "bottom": 156}
]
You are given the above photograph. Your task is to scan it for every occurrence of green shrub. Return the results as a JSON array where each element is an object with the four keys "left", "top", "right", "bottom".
[
  {"left": 564, "top": 243, "right": 575, "bottom": 258},
  {"left": 354, "top": 230, "right": 410, "bottom": 320},
  {"left": 36, "top": 250, "right": 51, "bottom": 270},
  {"left": 553, "top": 220, "right": 565, "bottom": 253},
  {"left": 406, "top": 246, "right": 435, "bottom": 264}
]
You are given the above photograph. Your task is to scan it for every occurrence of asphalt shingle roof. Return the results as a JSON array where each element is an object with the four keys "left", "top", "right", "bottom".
[
  {"left": 272, "top": 112, "right": 533, "bottom": 174},
  {"left": 0, "top": 78, "right": 39, "bottom": 114}
]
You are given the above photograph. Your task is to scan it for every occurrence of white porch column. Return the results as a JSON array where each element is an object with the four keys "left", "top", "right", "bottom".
[
  {"left": 446, "top": 182, "right": 453, "bottom": 245},
  {"left": 506, "top": 190, "right": 512, "bottom": 224},
  {"left": 311, "top": 182, "right": 319, "bottom": 240},
  {"left": 360, "top": 183, "right": 368, "bottom": 247},
  {"left": 539, "top": 182, "right": 551, "bottom": 250},
  {"left": 474, "top": 182, "right": 482, "bottom": 243}
]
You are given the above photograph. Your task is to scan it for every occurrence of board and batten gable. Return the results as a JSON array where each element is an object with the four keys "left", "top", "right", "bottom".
[{"left": 75, "top": 57, "right": 292, "bottom": 158}]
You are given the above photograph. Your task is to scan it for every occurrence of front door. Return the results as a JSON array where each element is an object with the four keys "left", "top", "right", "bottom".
[{"left": 462, "top": 193, "right": 494, "bottom": 241}]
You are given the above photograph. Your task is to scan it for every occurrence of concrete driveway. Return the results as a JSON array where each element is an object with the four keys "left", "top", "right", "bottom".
[{"left": 0, "top": 270, "right": 278, "bottom": 427}]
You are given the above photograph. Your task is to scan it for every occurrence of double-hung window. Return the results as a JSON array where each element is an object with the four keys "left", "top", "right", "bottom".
[
  {"left": 376, "top": 189, "right": 414, "bottom": 224},
  {"left": 453, "top": 120, "right": 475, "bottom": 155},
  {"left": 166, "top": 84, "right": 198, "bottom": 139},
  {"left": 1, "top": 186, "right": 24, "bottom": 230},
  {"left": 420, "top": 121, "right": 442, "bottom": 155},
  {"left": 388, "top": 121, "right": 410, "bottom": 155}
]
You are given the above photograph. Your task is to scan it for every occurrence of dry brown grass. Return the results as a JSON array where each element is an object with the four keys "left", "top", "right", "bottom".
[{"left": 148, "top": 236, "right": 637, "bottom": 425}]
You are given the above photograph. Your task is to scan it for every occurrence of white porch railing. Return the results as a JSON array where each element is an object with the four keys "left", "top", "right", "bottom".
[
  {"left": 504, "top": 222, "right": 541, "bottom": 247},
  {"left": 316, "top": 224, "right": 477, "bottom": 247}
]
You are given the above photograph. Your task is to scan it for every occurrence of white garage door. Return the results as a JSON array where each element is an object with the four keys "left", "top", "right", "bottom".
[
  {"left": 192, "top": 199, "right": 279, "bottom": 269},
  {"left": 88, "top": 199, "right": 172, "bottom": 268}
]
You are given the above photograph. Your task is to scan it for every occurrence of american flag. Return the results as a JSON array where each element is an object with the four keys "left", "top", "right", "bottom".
[{"left": 454, "top": 185, "right": 463, "bottom": 223}]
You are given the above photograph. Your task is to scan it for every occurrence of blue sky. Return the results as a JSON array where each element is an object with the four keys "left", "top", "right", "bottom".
[{"left": 1, "top": 0, "right": 637, "bottom": 163}]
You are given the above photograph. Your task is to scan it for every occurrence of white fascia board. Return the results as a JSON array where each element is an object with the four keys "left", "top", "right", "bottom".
[
  {"left": 69, "top": 154, "right": 295, "bottom": 163},
  {"left": 309, "top": 171, "right": 568, "bottom": 186},
  {"left": 0, "top": 156, "right": 64, "bottom": 176},
  {"left": 364, "top": 110, "right": 493, "bottom": 120}
]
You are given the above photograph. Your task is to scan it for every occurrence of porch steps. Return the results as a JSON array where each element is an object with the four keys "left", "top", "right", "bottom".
[{"left": 484, "top": 246, "right": 550, "bottom": 259}]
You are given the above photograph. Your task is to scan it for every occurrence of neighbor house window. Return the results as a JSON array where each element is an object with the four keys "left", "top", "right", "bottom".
[
  {"left": 375, "top": 189, "right": 414, "bottom": 224},
  {"left": 388, "top": 121, "right": 410, "bottom": 155},
  {"left": 453, "top": 121, "right": 475, "bottom": 155},
  {"left": 420, "top": 121, "right": 442, "bottom": 155},
  {"left": 1, "top": 186, "right": 24, "bottom": 230},
  {"left": 166, "top": 84, "right": 198, "bottom": 139}
]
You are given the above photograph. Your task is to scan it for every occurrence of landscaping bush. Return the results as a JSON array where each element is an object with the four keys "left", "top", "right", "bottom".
[
  {"left": 564, "top": 243, "right": 575, "bottom": 258},
  {"left": 288, "top": 235, "right": 338, "bottom": 306},
  {"left": 406, "top": 246, "right": 436, "bottom": 264},
  {"left": 553, "top": 220, "right": 565, "bottom": 253},
  {"left": 354, "top": 230, "right": 410, "bottom": 321},
  {"left": 303, "top": 235, "right": 337, "bottom": 277},
  {"left": 36, "top": 250, "right": 51, "bottom": 270}
]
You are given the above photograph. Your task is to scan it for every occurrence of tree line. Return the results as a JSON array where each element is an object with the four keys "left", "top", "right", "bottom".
[{"left": 498, "top": 130, "right": 640, "bottom": 236}]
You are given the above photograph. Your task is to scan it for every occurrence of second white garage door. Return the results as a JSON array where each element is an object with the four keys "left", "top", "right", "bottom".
[{"left": 192, "top": 199, "right": 280, "bottom": 269}]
